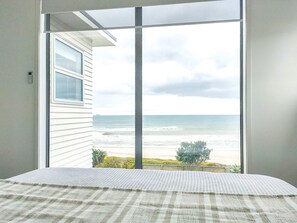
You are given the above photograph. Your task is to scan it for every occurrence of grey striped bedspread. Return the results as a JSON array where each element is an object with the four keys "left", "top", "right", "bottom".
[
  {"left": 9, "top": 168, "right": 297, "bottom": 195},
  {"left": 0, "top": 179, "right": 297, "bottom": 222}
]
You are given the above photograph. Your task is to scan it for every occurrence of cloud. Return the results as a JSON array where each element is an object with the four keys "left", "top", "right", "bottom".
[
  {"left": 143, "top": 56, "right": 240, "bottom": 99},
  {"left": 143, "top": 23, "right": 239, "bottom": 68},
  {"left": 91, "top": 22, "right": 241, "bottom": 114},
  {"left": 92, "top": 93, "right": 135, "bottom": 115},
  {"left": 93, "top": 93, "right": 240, "bottom": 115},
  {"left": 151, "top": 79, "right": 239, "bottom": 98},
  {"left": 143, "top": 95, "right": 239, "bottom": 115}
]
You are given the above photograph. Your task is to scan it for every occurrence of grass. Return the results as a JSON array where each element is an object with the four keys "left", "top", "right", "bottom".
[
  {"left": 142, "top": 157, "right": 224, "bottom": 166},
  {"left": 96, "top": 156, "right": 226, "bottom": 169}
]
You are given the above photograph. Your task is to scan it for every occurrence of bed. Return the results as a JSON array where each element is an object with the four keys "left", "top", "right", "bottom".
[{"left": 0, "top": 168, "right": 296, "bottom": 222}]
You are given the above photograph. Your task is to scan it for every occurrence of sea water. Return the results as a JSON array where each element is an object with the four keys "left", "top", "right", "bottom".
[{"left": 93, "top": 115, "right": 240, "bottom": 164}]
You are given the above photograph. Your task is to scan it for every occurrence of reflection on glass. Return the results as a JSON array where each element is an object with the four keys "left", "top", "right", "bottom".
[
  {"left": 143, "top": 0, "right": 240, "bottom": 26},
  {"left": 87, "top": 8, "right": 135, "bottom": 28},
  {"left": 85, "top": 0, "right": 240, "bottom": 30},
  {"left": 55, "top": 39, "right": 83, "bottom": 74},
  {"left": 55, "top": 72, "right": 83, "bottom": 101}
]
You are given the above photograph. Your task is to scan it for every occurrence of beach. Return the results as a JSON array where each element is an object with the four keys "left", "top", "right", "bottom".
[
  {"left": 93, "top": 115, "right": 241, "bottom": 165},
  {"left": 92, "top": 146, "right": 240, "bottom": 165}
]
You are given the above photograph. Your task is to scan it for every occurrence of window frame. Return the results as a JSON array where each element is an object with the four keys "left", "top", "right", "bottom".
[
  {"left": 52, "top": 36, "right": 85, "bottom": 105},
  {"left": 46, "top": 1, "right": 244, "bottom": 172}
]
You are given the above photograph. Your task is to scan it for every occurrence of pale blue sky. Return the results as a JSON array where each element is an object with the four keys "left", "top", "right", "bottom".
[{"left": 92, "top": 22, "right": 240, "bottom": 115}]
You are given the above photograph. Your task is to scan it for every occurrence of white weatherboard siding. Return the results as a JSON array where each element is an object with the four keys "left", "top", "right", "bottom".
[{"left": 50, "top": 25, "right": 93, "bottom": 167}]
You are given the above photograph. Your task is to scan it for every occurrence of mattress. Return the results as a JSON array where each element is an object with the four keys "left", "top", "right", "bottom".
[
  {"left": 9, "top": 168, "right": 297, "bottom": 196},
  {"left": 1, "top": 179, "right": 297, "bottom": 222},
  {"left": 3, "top": 168, "right": 297, "bottom": 222}
]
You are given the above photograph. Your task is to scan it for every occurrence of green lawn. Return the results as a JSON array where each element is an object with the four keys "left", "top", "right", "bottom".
[{"left": 96, "top": 156, "right": 226, "bottom": 169}]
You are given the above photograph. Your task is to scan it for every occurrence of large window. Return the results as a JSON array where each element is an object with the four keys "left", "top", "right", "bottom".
[
  {"left": 53, "top": 38, "right": 84, "bottom": 103},
  {"left": 90, "top": 8, "right": 242, "bottom": 172},
  {"left": 47, "top": 0, "right": 243, "bottom": 172}
]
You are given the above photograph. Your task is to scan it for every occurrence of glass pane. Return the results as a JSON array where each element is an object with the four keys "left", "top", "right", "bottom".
[
  {"left": 143, "top": 23, "right": 241, "bottom": 173},
  {"left": 48, "top": 0, "right": 240, "bottom": 32},
  {"left": 55, "top": 72, "right": 83, "bottom": 101},
  {"left": 92, "top": 29, "right": 135, "bottom": 169},
  {"left": 143, "top": 0, "right": 240, "bottom": 26},
  {"left": 55, "top": 39, "right": 83, "bottom": 74},
  {"left": 87, "top": 8, "right": 135, "bottom": 29}
]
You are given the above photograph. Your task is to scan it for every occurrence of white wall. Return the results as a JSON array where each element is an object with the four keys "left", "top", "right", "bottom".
[
  {"left": 246, "top": 0, "right": 297, "bottom": 186},
  {"left": 0, "top": 0, "right": 39, "bottom": 178}
]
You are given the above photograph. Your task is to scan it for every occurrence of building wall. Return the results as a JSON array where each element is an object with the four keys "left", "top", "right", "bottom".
[
  {"left": 49, "top": 22, "right": 93, "bottom": 167},
  {"left": 0, "top": 0, "right": 39, "bottom": 178},
  {"left": 2, "top": 0, "right": 297, "bottom": 185},
  {"left": 246, "top": 0, "right": 297, "bottom": 186}
]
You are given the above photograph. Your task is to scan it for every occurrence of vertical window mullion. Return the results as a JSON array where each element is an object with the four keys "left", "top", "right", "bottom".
[
  {"left": 239, "top": 0, "right": 244, "bottom": 173},
  {"left": 135, "top": 7, "right": 143, "bottom": 169},
  {"left": 46, "top": 31, "right": 50, "bottom": 168}
]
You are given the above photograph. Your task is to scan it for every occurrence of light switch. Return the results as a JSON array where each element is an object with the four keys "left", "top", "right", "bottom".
[{"left": 28, "top": 71, "right": 33, "bottom": 84}]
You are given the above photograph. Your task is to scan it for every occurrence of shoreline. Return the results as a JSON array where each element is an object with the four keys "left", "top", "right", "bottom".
[{"left": 94, "top": 146, "right": 240, "bottom": 165}]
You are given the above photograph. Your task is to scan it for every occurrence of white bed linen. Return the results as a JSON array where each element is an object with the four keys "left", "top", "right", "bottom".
[{"left": 9, "top": 168, "right": 297, "bottom": 195}]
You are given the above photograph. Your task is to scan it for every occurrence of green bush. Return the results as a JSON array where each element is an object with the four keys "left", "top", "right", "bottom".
[
  {"left": 176, "top": 141, "right": 212, "bottom": 165},
  {"left": 95, "top": 155, "right": 226, "bottom": 172},
  {"left": 122, "top": 157, "right": 135, "bottom": 169},
  {"left": 92, "top": 148, "right": 107, "bottom": 167},
  {"left": 97, "top": 156, "right": 135, "bottom": 169},
  {"left": 143, "top": 158, "right": 181, "bottom": 165},
  {"left": 229, "top": 164, "right": 241, "bottom": 173}
]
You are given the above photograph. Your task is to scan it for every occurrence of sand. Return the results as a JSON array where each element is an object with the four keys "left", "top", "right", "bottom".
[{"left": 98, "top": 146, "right": 240, "bottom": 165}]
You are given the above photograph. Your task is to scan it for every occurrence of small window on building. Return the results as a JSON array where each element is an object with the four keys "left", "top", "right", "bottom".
[
  {"left": 55, "top": 72, "right": 83, "bottom": 101},
  {"left": 53, "top": 38, "right": 84, "bottom": 103}
]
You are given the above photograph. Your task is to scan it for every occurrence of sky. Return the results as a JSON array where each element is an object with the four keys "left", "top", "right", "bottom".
[{"left": 92, "top": 22, "right": 240, "bottom": 115}]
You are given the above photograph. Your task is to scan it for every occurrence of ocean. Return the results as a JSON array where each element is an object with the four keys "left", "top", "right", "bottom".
[{"left": 93, "top": 115, "right": 240, "bottom": 164}]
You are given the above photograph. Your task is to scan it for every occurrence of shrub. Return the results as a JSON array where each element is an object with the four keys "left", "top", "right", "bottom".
[
  {"left": 97, "top": 156, "right": 135, "bottom": 169},
  {"left": 92, "top": 148, "right": 107, "bottom": 167},
  {"left": 229, "top": 164, "right": 241, "bottom": 173},
  {"left": 143, "top": 158, "right": 181, "bottom": 165},
  {"left": 121, "top": 157, "right": 135, "bottom": 169},
  {"left": 176, "top": 141, "right": 212, "bottom": 165}
]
